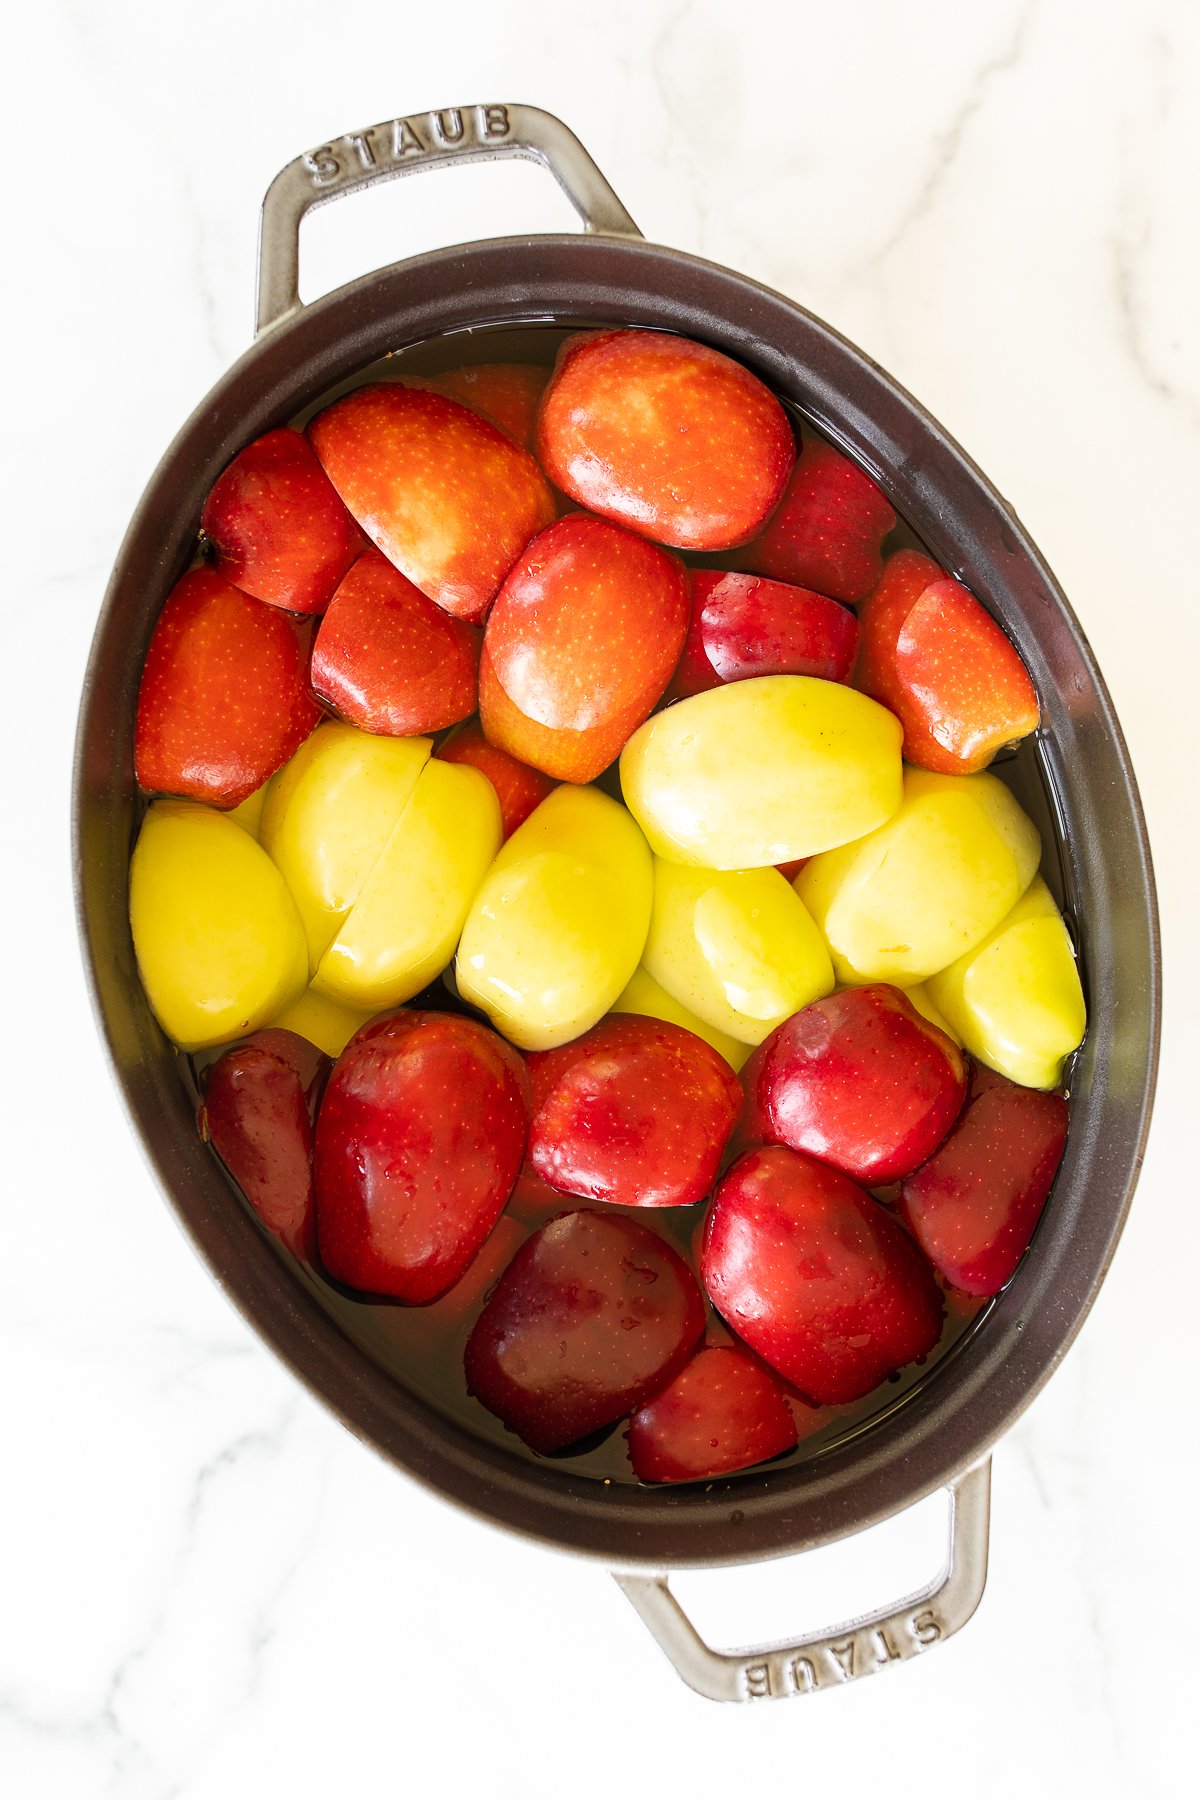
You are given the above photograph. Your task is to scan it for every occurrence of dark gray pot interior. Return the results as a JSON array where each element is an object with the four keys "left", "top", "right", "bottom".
[{"left": 74, "top": 235, "right": 1159, "bottom": 1568}]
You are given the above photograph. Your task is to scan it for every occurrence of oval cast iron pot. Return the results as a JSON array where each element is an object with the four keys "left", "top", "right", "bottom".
[{"left": 73, "top": 105, "right": 1160, "bottom": 1704}]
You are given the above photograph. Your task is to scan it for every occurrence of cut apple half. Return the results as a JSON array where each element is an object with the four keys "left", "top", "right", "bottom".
[
  {"left": 259, "top": 720, "right": 432, "bottom": 967},
  {"left": 312, "top": 758, "right": 502, "bottom": 1010}
]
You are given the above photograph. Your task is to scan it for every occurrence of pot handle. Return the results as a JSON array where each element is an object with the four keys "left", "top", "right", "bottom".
[
  {"left": 256, "top": 103, "right": 641, "bottom": 335},
  {"left": 614, "top": 1457, "right": 991, "bottom": 1703}
]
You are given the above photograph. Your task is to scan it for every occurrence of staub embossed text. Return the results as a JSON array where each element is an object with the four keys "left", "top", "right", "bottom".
[
  {"left": 741, "top": 1608, "right": 944, "bottom": 1700},
  {"left": 303, "top": 106, "right": 513, "bottom": 189}
]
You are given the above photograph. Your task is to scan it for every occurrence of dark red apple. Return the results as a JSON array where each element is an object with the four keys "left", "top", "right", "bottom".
[
  {"left": 310, "top": 549, "right": 480, "bottom": 736},
  {"left": 200, "top": 427, "right": 366, "bottom": 614},
  {"left": 307, "top": 383, "right": 555, "bottom": 622},
  {"left": 435, "top": 720, "right": 556, "bottom": 839},
  {"left": 536, "top": 329, "right": 795, "bottom": 550},
  {"left": 199, "top": 1029, "right": 330, "bottom": 1262},
  {"left": 668, "top": 570, "right": 858, "bottom": 700},
  {"left": 464, "top": 1209, "right": 706, "bottom": 1451},
  {"left": 856, "top": 550, "right": 1040, "bottom": 774},
  {"left": 479, "top": 512, "right": 690, "bottom": 781},
  {"left": 313, "top": 1011, "right": 530, "bottom": 1303},
  {"left": 897, "top": 1064, "right": 1068, "bottom": 1296},
  {"left": 526, "top": 1014, "right": 742, "bottom": 1209},
  {"left": 744, "top": 434, "right": 896, "bottom": 603},
  {"left": 701, "top": 1146, "right": 944, "bottom": 1404},
  {"left": 626, "top": 1346, "right": 798, "bottom": 1482},
  {"left": 739, "top": 985, "right": 968, "bottom": 1184},
  {"left": 134, "top": 568, "right": 321, "bottom": 807}
]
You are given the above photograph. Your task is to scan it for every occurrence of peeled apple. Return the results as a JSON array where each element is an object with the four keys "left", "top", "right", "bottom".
[
  {"left": 457, "top": 785, "right": 652, "bottom": 1050},
  {"left": 130, "top": 799, "right": 308, "bottom": 1051},
  {"left": 796, "top": 767, "right": 1041, "bottom": 985},
  {"left": 313, "top": 759, "right": 501, "bottom": 1009},
  {"left": 644, "top": 861, "right": 834, "bottom": 1045},
  {"left": 260, "top": 720, "right": 431, "bottom": 965},
  {"left": 619, "top": 674, "right": 903, "bottom": 868},
  {"left": 611, "top": 967, "right": 751, "bottom": 1072},
  {"left": 927, "top": 876, "right": 1086, "bottom": 1089}
]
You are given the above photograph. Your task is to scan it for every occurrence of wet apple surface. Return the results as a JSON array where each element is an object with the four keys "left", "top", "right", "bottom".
[{"left": 135, "top": 320, "right": 1083, "bottom": 1489}]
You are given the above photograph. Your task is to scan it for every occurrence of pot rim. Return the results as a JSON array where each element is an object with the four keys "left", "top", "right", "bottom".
[{"left": 74, "top": 230, "right": 1161, "bottom": 1569}]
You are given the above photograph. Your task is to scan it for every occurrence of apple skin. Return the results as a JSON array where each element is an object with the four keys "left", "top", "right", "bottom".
[
  {"left": 856, "top": 551, "right": 1040, "bottom": 774},
  {"left": 135, "top": 568, "right": 321, "bottom": 808},
  {"left": 311, "top": 549, "right": 480, "bottom": 736},
  {"left": 464, "top": 1208, "right": 706, "bottom": 1452},
  {"left": 744, "top": 435, "right": 896, "bottom": 603},
  {"left": 435, "top": 720, "right": 556, "bottom": 839},
  {"left": 626, "top": 1346, "right": 798, "bottom": 1482},
  {"left": 536, "top": 329, "right": 795, "bottom": 550},
  {"left": 738, "top": 984, "right": 968, "bottom": 1185},
  {"left": 668, "top": 570, "right": 858, "bottom": 700},
  {"left": 307, "top": 383, "right": 555, "bottom": 623},
  {"left": 897, "top": 1063, "right": 1068, "bottom": 1296},
  {"left": 199, "top": 1029, "right": 329, "bottom": 1262},
  {"left": 412, "top": 364, "right": 550, "bottom": 449},
  {"left": 701, "top": 1146, "right": 944, "bottom": 1404},
  {"left": 200, "top": 427, "right": 367, "bottom": 615},
  {"left": 313, "top": 1010, "right": 530, "bottom": 1304},
  {"left": 525, "top": 1013, "right": 743, "bottom": 1209},
  {"left": 479, "top": 512, "right": 690, "bottom": 783}
]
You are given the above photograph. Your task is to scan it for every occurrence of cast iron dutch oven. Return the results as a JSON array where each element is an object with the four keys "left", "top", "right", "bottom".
[{"left": 73, "top": 105, "right": 1160, "bottom": 1702}]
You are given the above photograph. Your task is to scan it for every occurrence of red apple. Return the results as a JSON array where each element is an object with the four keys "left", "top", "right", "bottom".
[
  {"left": 199, "top": 1029, "right": 330, "bottom": 1262},
  {"left": 744, "top": 435, "right": 896, "bottom": 603},
  {"left": 367, "top": 1214, "right": 531, "bottom": 1362},
  {"left": 701, "top": 1146, "right": 944, "bottom": 1404},
  {"left": 479, "top": 512, "right": 690, "bottom": 781},
  {"left": 414, "top": 363, "right": 550, "bottom": 449},
  {"left": 200, "top": 427, "right": 366, "bottom": 615},
  {"left": 525, "top": 1014, "right": 743, "bottom": 1209},
  {"left": 464, "top": 1209, "right": 706, "bottom": 1451},
  {"left": 435, "top": 721, "right": 556, "bottom": 839},
  {"left": 313, "top": 1011, "right": 530, "bottom": 1303},
  {"left": 536, "top": 329, "right": 795, "bottom": 550},
  {"left": 668, "top": 570, "right": 858, "bottom": 700},
  {"left": 307, "top": 384, "right": 555, "bottom": 623},
  {"left": 310, "top": 549, "right": 480, "bottom": 736},
  {"left": 775, "top": 858, "right": 808, "bottom": 883},
  {"left": 626, "top": 1346, "right": 798, "bottom": 1482},
  {"left": 134, "top": 568, "right": 321, "bottom": 807},
  {"left": 897, "top": 1064, "right": 1068, "bottom": 1296},
  {"left": 739, "top": 985, "right": 968, "bottom": 1184},
  {"left": 856, "top": 551, "right": 1040, "bottom": 774}
]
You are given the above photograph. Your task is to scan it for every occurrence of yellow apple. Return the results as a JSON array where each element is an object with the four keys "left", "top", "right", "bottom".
[
  {"left": 314, "top": 759, "right": 501, "bottom": 1009},
  {"left": 644, "top": 859, "right": 834, "bottom": 1045},
  {"left": 457, "top": 785, "right": 652, "bottom": 1050},
  {"left": 927, "top": 876, "right": 1086, "bottom": 1088},
  {"left": 902, "top": 983, "right": 963, "bottom": 1046},
  {"left": 611, "top": 966, "right": 751, "bottom": 1072},
  {"left": 267, "top": 986, "right": 378, "bottom": 1058},
  {"left": 797, "top": 768, "right": 1041, "bottom": 984},
  {"left": 260, "top": 719, "right": 431, "bottom": 965},
  {"left": 130, "top": 799, "right": 307, "bottom": 1051},
  {"left": 619, "top": 674, "right": 903, "bottom": 867}
]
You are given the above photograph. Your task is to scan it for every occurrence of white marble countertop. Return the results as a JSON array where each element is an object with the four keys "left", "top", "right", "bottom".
[{"left": 4, "top": 0, "right": 1196, "bottom": 1792}]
